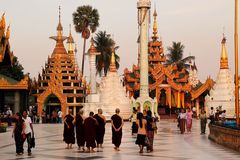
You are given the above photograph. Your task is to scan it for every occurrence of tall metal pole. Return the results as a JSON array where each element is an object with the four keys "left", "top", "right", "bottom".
[{"left": 234, "top": 0, "right": 239, "bottom": 126}]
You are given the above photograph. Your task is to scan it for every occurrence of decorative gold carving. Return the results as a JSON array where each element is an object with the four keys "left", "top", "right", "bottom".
[{"left": 0, "top": 75, "right": 28, "bottom": 89}]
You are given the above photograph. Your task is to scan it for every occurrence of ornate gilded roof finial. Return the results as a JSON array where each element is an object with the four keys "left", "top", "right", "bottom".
[
  {"left": 220, "top": 34, "right": 229, "bottom": 69},
  {"left": 67, "top": 24, "right": 74, "bottom": 52},
  {"left": 57, "top": 6, "right": 63, "bottom": 31},
  {"left": 109, "top": 39, "right": 117, "bottom": 72},
  {"left": 6, "top": 24, "right": 10, "bottom": 39},
  {"left": 59, "top": 6, "right": 61, "bottom": 22},
  {"left": 152, "top": 3, "right": 158, "bottom": 40},
  {"left": 0, "top": 13, "right": 6, "bottom": 30}
]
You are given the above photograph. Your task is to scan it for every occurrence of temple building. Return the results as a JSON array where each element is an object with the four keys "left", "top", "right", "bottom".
[
  {"left": 205, "top": 36, "right": 235, "bottom": 118},
  {"left": 0, "top": 14, "right": 29, "bottom": 113},
  {"left": 31, "top": 10, "right": 85, "bottom": 117},
  {"left": 124, "top": 9, "right": 214, "bottom": 115}
]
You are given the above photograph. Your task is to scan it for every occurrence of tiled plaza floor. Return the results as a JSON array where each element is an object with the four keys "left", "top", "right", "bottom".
[{"left": 0, "top": 120, "right": 240, "bottom": 160}]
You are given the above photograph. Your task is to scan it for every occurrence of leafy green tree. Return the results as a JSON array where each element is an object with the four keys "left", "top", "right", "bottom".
[
  {"left": 166, "top": 42, "right": 195, "bottom": 70},
  {"left": 0, "top": 56, "right": 24, "bottom": 81},
  {"left": 73, "top": 5, "right": 100, "bottom": 75},
  {"left": 94, "top": 31, "right": 120, "bottom": 76}
]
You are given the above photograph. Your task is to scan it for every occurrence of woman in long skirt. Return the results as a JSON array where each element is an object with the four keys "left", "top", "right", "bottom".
[
  {"left": 135, "top": 112, "right": 147, "bottom": 153},
  {"left": 63, "top": 109, "right": 75, "bottom": 149},
  {"left": 146, "top": 110, "right": 155, "bottom": 152},
  {"left": 12, "top": 113, "right": 24, "bottom": 156},
  {"left": 186, "top": 108, "right": 193, "bottom": 133}
]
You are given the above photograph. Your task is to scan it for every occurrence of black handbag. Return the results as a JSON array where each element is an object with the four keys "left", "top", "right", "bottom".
[
  {"left": 144, "top": 137, "right": 150, "bottom": 146},
  {"left": 31, "top": 135, "right": 35, "bottom": 148}
]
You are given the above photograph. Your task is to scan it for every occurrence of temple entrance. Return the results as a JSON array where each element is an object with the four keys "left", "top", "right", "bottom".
[
  {"left": 44, "top": 94, "right": 61, "bottom": 123},
  {"left": 158, "top": 89, "right": 167, "bottom": 115}
]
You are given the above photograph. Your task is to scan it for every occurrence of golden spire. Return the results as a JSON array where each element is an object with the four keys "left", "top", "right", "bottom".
[
  {"left": 220, "top": 35, "right": 229, "bottom": 69},
  {"left": 152, "top": 5, "right": 158, "bottom": 40},
  {"left": 109, "top": 42, "right": 117, "bottom": 72},
  {"left": 0, "top": 13, "right": 6, "bottom": 30},
  {"left": 6, "top": 25, "right": 10, "bottom": 39},
  {"left": 57, "top": 6, "right": 63, "bottom": 38},
  {"left": 49, "top": 6, "right": 68, "bottom": 58},
  {"left": 67, "top": 24, "right": 74, "bottom": 52}
]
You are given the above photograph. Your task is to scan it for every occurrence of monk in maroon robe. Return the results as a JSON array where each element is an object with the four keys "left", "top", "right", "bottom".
[
  {"left": 75, "top": 109, "right": 85, "bottom": 151},
  {"left": 84, "top": 112, "right": 98, "bottom": 152},
  {"left": 111, "top": 108, "right": 124, "bottom": 151},
  {"left": 63, "top": 109, "right": 75, "bottom": 149},
  {"left": 94, "top": 109, "right": 106, "bottom": 151}
]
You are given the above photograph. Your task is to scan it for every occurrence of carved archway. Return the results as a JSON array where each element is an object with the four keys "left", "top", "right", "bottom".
[{"left": 37, "top": 87, "right": 67, "bottom": 116}]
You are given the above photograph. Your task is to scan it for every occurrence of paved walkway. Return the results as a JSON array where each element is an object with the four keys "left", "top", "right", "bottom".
[{"left": 0, "top": 120, "right": 240, "bottom": 160}]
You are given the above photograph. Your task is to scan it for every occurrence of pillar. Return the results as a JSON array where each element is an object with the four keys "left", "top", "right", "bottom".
[
  {"left": 168, "top": 88, "right": 172, "bottom": 109},
  {"left": 181, "top": 92, "right": 185, "bottom": 108},
  {"left": 89, "top": 54, "right": 97, "bottom": 94},
  {"left": 14, "top": 91, "right": 20, "bottom": 113},
  {"left": 73, "top": 106, "right": 76, "bottom": 116},
  {"left": 177, "top": 91, "right": 181, "bottom": 108},
  {"left": 196, "top": 98, "right": 200, "bottom": 118},
  {"left": 156, "top": 87, "right": 159, "bottom": 104},
  {"left": 138, "top": 0, "right": 151, "bottom": 100}
]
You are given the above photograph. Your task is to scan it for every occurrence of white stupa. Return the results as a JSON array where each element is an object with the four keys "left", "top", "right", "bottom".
[
  {"left": 98, "top": 47, "right": 131, "bottom": 120},
  {"left": 205, "top": 36, "right": 235, "bottom": 118},
  {"left": 83, "top": 43, "right": 131, "bottom": 120}
]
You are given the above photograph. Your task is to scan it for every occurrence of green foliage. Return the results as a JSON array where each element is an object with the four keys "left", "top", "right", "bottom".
[
  {"left": 166, "top": 42, "right": 195, "bottom": 70},
  {"left": 73, "top": 5, "right": 100, "bottom": 34},
  {"left": 0, "top": 56, "right": 24, "bottom": 81},
  {"left": 94, "top": 31, "right": 120, "bottom": 76}
]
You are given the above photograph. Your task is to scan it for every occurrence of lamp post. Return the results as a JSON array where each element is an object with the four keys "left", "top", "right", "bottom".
[{"left": 234, "top": 0, "right": 239, "bottom": 126}]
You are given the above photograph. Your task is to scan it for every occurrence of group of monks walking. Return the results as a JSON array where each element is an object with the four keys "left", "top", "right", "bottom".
[{"left": 63, "top": 108, "right": 124, "bottom": 152}]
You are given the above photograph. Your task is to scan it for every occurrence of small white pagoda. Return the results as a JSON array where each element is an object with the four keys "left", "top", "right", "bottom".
[
  {"left": 205, "top": 36, "right": 235, "bottom": 118},
  {"left": 98, "top": 46, "right": 131, "bottom": 119},
  {"left": 83, "top": 41, "right": 131, "bottom": 120}
]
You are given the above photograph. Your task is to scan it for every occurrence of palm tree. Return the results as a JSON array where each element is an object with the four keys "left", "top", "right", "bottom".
[
  {"left": 94, "top": 31, "right": 120, "bottom": 76},
  {"left": 166, "top": 42, "right": 195, "bottom": 70},
  {"left": 73, "top": 5, "right": 100, "bottom": 75}
]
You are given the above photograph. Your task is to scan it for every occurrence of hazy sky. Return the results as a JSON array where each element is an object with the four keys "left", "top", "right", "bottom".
[{"left": 0, "top": 0, "right": 238, "bottom": 82}]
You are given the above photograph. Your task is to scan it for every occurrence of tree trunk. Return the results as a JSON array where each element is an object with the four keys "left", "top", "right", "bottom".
[{"left": 81, "top": 38, "right": 86, "bottom": 75}]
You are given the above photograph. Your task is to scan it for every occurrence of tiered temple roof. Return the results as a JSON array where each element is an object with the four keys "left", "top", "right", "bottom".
[
  {"left": 32, "top": 9, "right": 85, "bottom": 116},
  {"left": 0, "top": 14, "right": 29, "bottom": 113},
  {"left": 0, "top": 13, "right": 28, "bottom": 90}
]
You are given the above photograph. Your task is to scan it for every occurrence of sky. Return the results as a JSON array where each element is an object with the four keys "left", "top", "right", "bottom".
[{"left": 0, "top": 0, "right": 238, "bottom": 82}]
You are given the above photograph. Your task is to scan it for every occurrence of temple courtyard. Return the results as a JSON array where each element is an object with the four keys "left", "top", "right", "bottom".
[{"left": 0, "top": 120, "right": 239, "bottom": 160}]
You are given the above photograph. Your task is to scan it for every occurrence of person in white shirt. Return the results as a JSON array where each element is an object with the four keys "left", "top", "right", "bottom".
[
  {"left": 23, "top": 110, "right": 34, "bottom": 156},
  {"left": 178, "top": 109, "right": 186, "bottom": 134},
  {"left": 58, "top": 110, "right": 63, "bottom": 123}
]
